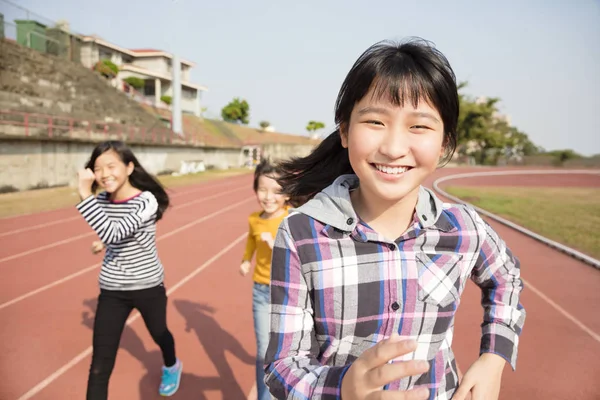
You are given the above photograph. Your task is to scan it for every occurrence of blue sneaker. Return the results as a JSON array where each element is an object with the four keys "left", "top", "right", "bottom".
[{"left": 159, "top": 359, "right": 182, "bottom": 396}]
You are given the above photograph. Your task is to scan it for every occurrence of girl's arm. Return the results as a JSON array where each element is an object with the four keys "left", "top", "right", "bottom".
[
  {"left": 240, "top": 220, "right": 256, "bottom": 276},
  {"left": 470, "top": 212, "right": 526, "bottom": 369},
  {"left": 264, "top": 222, "right": 350, "bottom": 399},
  {"left": 76, "top": 193, "right": 157, "bottom": 245},
  {"left": 242, "top": 219, "right": 256, "bottom": 262},
  {"left": 453, "top": 211, "right": 526, "bottom": 400}
]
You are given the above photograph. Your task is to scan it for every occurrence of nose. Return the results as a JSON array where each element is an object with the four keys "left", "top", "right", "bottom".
[{"left": 378, "top": 128, "right": 410, "bottom": 160}]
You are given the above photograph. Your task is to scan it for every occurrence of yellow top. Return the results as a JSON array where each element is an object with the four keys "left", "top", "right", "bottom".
[{"left": 242, "top": 207, "right": 289, "bottom": 285}]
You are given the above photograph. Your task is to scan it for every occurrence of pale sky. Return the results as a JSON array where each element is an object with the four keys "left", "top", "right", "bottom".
[{"left": 6, "top": 0, "right": 600, "bottom": 155}]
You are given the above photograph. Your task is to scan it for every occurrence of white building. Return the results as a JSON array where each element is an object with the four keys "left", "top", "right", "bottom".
[{"left": 80, "top": 35, "right": 207, "bottom": 116}]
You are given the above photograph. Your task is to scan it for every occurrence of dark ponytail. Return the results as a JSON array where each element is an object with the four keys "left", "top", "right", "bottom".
[
  {"left": 85, "top": 140, "right": 170, "bottom": 221},
  {"left": 277, "top": 129, "right": 353, "bottom": 201}
]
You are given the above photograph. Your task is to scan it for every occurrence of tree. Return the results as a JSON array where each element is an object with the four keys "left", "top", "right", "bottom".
[
  {"left": 221, "top": 98, "right": 250, "bottom": 124},
  {"left": 545, "top": 149, "right": 582, "bottom": 165},
  {"left": 306, "top": 120, "right": 325, "bottom": 135},
  {"left": 123, "top": 76, "right": 144, "bottom": 90},
  {"left": 259, "top": 121, "right": 271, "bottom": 130},
  {"left": 94, "top": 59, "right": 118, "bottom": 79},
  {"left": 455, "top": 82, "right": 540, "bottom": 165}
]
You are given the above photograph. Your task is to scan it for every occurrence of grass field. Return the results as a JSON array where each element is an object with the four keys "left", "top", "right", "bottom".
[
  {"left": 445, "top": 186, "right": 600, "bottom": 260},
  {"left": 0, "top": 168, "right": 252, "bottom": 219}
]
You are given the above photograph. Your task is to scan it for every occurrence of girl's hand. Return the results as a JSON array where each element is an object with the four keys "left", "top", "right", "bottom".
[
  {"left": 341, "top": 334, "right": 430, "bottom": 400},
  {"left": 452, "top": 353, "right": 505, "bottom": 400},
  {"left": 260, "top": 232, "right": 275, "bottom": 249},
  {"left": 91, "top": 241, "right": 105, "bottom": 254},
  {"left": 239, "top": 261, "right": 251, "bottom": 276},
  {"left": 78, "top": 168, "right": 95, "bottom": 200}
]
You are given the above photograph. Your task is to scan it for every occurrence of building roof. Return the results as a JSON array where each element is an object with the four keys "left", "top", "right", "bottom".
[{"left": 81, "top": 36, "right": 195, "bottom": 67}]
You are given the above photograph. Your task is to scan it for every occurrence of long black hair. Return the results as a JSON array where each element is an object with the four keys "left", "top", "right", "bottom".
[
  {"left": 277, "top": 37, "right": 459, "bottom": 202},
  {"left": 85, "top": 140, "right": 170, "bottom": 221}
]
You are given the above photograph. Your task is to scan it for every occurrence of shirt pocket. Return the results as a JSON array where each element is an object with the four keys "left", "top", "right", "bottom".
[{"left": 416, "top": 252, "right": 463, "bottom": 308}]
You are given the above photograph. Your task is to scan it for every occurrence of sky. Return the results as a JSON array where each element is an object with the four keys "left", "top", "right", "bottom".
[{"left": 5, "top": 0, "right": 600, "bottom": 155}]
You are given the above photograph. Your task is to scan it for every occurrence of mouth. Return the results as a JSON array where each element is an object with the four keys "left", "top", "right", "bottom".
[{"left": 371, "top": 163, "right": 412, "bottom": 176}]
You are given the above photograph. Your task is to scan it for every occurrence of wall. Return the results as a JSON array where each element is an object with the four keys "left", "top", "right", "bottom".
[
  {"left": 160, "top": 81, "right": 198, "bottom": 115},
  {"left": 133, "top": 57, "right": 169, "bottom": 75},
  {"left": 0, "top": 39, "right": 160, "bottom": 127},
  {"left": 261, "top": 142, "right": 318, "bottom": 161},
  {"left": 0, "top": 138, "right": 241, "bottom": 191},
  {"left": 79, "top": 42, "right": 96, "bottom": 69},
  {"left": 181, "top": 65, "right": 190, "bottom": 81}
]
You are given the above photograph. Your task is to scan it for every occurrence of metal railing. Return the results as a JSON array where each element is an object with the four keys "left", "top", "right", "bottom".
[{"left": 0, "top": 109, "right": 237, "bottom": 148}]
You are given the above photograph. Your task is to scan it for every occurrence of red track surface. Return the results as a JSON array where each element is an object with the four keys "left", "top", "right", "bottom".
[{"left": 0, "top": 167, "right": 598, "bottom": 400}]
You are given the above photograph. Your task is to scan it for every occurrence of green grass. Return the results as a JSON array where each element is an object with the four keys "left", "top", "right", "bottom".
[
  {"left": 445, "top": 186, "right": 600, "bottom": 260},
  {"left": 0, "top": 168, "right": 252, "bottom": 218}
]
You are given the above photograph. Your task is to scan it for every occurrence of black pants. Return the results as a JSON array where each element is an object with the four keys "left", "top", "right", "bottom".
[{"left": 86, "top": 284, "right": 176, "bottom": 400}]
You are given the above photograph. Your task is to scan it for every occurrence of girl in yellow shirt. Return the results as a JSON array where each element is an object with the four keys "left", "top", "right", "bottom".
[{"left": 240, "top": 159, "right": 290, "bottom": 400}]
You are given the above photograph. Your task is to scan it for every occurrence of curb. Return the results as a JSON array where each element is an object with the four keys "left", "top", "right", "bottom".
[{"left": 432, "top": 169, "right": 600, "bottom": 270}]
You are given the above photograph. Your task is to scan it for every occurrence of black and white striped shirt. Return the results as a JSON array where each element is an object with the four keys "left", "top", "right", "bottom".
[{"left": 77, "top": 191, "right": 164, "bottom": 291}]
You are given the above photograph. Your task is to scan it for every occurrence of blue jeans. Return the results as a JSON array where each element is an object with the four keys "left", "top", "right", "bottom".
[{"left": 252, "top": 282, "right": 271, "bottom": 400}]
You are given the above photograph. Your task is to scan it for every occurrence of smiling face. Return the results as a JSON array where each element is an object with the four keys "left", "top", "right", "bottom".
[
  {"left": 92, "top": 149, "right": 134, "bottom": 195},
  {"left": 340, "top": 87, "right": 445, "bottom": 207},
  {"left": 255, "top": 174, "right": 288, "bottom": 217}
]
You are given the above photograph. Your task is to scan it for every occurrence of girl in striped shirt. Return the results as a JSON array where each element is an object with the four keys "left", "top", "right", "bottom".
[
  {"left": 264, "top": 38, "right": 526, "bottom": 400},
  {"left": 76, "top": 140, "right": 182, "bottom": 399}
]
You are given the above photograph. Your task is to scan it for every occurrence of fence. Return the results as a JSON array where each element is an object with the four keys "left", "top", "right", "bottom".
[
  {"left": 0, "top": 0, "right": 85, "bottom": 63},
  {"left": 0, "top": 109, "right": 237, "bottom": 148}
]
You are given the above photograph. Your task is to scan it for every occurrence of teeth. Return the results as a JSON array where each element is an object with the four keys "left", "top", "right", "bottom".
[{"left": 375, "top": 164, "right": 407, "bottom": 175}]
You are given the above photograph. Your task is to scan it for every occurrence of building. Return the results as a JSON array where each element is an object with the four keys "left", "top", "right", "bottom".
[{"left": 80, "top": 35, "right": 207, "bottom": 116}]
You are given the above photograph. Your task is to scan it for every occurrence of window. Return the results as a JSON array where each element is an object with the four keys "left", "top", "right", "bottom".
[
  {"left": 144, "top": 80, "right": 155, "bottom": 96},
  {"left": 182, "top": 87, "right": 197, "bottom": 99},
  {"left": 99, "top": 47, "right": 112, "bottom": 61}
]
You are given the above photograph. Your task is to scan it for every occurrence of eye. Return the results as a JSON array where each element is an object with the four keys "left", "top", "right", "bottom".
[
  {"left": 411, "top": 125, "right": 431, "bottom": 131},
  {"left": 365, "top": 120, "right": 384, "bottom": 126}
]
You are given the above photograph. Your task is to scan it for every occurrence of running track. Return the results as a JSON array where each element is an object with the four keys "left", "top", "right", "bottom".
[{"left": 0, "top": 168, "right": 598, "bottom": 400}]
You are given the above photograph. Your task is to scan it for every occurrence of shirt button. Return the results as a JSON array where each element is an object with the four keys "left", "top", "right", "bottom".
[
  {"left": 346, "top": 218, "right": 354, "bottom": 225},
  {"left": 391, "top": 302, "right": 400, "bottom": 311},
  {"left": 388, "top": 243, "right": 395, "bottom": 250}
]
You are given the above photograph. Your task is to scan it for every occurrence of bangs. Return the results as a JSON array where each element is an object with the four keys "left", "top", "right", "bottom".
[
  {"left": 369, "top": 68, "right": 438, "bottom": 111},
  {"left": 334, "top": 38, "right": 458, "bottom": 139}
]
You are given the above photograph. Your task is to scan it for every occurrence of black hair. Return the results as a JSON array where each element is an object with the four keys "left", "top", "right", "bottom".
[
  {"left": 85, "top": 140, "right": 170, "bottom": 221},
  {"left": 277, "top": 37, "right": 459, "bottom": 201},
  {"left": 253, "top": 158, "right": 305, "bottom": 208},
  {"left": 253, "top": 158, "right": 283, "bottom": 192}
]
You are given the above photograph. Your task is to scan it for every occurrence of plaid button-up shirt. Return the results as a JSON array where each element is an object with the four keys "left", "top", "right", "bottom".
[{"left": 264, "top": 175, "right": 526, "bottom": 400}]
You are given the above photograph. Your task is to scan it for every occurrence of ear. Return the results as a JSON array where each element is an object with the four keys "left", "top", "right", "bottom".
[
  {"left": 339, "top": 124, "right": 349, "bottom": 149},
  {"left": 127, "top": 162, "right": 135, "bottom": 176}
]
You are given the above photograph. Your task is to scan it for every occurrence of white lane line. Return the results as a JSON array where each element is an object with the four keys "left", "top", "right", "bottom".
[
  {"left": 433, "top": 169, "right": 600, "bottom": 344},
  {"left": 0, "top": 187, "right": 248, "bottom": 265},
  {"left": 16, "top": 233, "right": 247, "bottom": 400},
  {"left": 0, "top": 196, "right": 253, "bottom": 310},
  {"left": 0, "top": 176, "right": 250, "bottom": 237}
]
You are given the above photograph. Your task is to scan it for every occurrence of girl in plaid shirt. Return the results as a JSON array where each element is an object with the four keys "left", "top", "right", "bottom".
[{"left": 264, "top": 37, "right": 526, "bottom": 400}]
